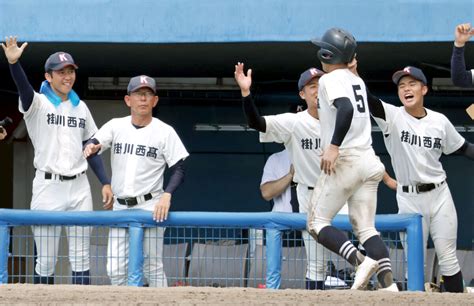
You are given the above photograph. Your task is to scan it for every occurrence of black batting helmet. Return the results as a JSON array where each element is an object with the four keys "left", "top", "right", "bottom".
[{"left": 311, "top": 28, "right": 357, "bottom": 65}]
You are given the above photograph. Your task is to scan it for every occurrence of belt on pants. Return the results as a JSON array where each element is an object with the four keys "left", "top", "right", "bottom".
[
  {"left": 117, "top": 193, "right": 154, "bottom": 206},
  {"left": 401, "top": 180, "right": 445, "bottom": 194},
  {"left": 294, "top": 183, "right": 314, "bottom": 190},
  {"left": 44, "top": 171, "right": 85, "bottom": 181}
]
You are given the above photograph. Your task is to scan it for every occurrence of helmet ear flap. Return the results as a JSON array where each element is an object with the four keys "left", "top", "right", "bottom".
[
  {"left": 347, "top": 53, "right": 355, "bottom": 63},
  {"left": 317, "top": 48, "right": 335, "bottom": 64}
]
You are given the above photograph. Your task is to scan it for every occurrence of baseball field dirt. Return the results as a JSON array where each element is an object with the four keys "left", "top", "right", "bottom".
[{"left": 0, "top": 284, "right": 472, "bottom": 305}]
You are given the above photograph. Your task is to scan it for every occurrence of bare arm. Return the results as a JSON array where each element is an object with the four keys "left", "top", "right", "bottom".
[
  {"left": 382, "top": 171, "right": 397, "bottom": 191},
  {"left": 260, "top": 165, "right": 294, "bottom": 201}
]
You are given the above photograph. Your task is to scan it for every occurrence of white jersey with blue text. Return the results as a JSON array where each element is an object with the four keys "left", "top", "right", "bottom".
[
  {"left": 19, "top": 92, "right": 97, "bottom": 176},
  {"left": 94, "top": 116, "right": 189, "bottom": 200},
  {"left": 260, "top": 110, "right": 322, "bottom": 186},
  {"left": 260, "top": 149, "right": 292, "bottom": 213},
  {"left": 373, "top": 102, "right": 465, "bottom": 185},
  {"left": 20, "top": 92, "right": 97, "bottom": 276},
  {"left": 318, "top": 68, "right": 372, "bottom": 150}
]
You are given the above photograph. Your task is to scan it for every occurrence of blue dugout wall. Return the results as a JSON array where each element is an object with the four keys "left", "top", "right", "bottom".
[{"left": 0, "top": 0, "right": 473, "bottom": 43}]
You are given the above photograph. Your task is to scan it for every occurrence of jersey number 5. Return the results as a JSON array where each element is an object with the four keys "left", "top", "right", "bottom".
[{"left": 352, "top": 85, "right": 366, "bottom": 113}]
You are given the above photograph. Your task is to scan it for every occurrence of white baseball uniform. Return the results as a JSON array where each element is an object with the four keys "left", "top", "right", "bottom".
[
  {"left": 308, "top": 68, "right": 384, "bottom": 245},
  {"left": 260, "top": 110, "right": 348, "bottom": 281},
  {"left": 256, "top": 149, "right": 292, "bottom": 288},
  {"left": 260, "top": 149, "right": 292, "bottom": 213},
  {"left": 20, "top": 92, "right": 97, "bottom": 276},
  {"left": 94, "top": 116, "right": 189, "bottom": 287},
  {"left": 373, "top": 102, "right": 465, "bottom": 276}
]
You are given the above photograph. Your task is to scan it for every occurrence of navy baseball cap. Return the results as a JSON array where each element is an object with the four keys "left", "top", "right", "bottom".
[
  {"left": 127, "top": 75, "right": 157, "bottom": 94},
  {"left": 298, "top": 68, "right": 324, "bottom": 91},
  {"left": 392, "top": 66, "right": 427, "bottom": 85},
  {"left": 44, "top": 52, "right": 78, "bottom": 72}
]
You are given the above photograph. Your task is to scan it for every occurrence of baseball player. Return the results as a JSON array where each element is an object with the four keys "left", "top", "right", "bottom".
[
  {"left": 83, "top": 75, "right": 189, "bottom": 287},
  {"left": 365, "top": 65, "right": 474, "bottom": 292},
  {"left": 235, "top": 64, "right": 349, "bottom": 290},
  {"left": 308, "top": 27, "right": 397, "bottom": 291},
  {"left": 2, "top": 36, "right": 113, "bottom": 285},
  {"left": 260, "top": 149, "right": 294, "bottom": 213},
  {"left": 451, "top": 23, "right": 474, "bottom": 87},
  {"left": 259, "top": 149, "right": 296, "bottom": 289}
]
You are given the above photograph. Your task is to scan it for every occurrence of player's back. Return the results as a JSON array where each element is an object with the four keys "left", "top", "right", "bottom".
[{"left": 318, "top": 69, "right": 372, "bottom": 150}]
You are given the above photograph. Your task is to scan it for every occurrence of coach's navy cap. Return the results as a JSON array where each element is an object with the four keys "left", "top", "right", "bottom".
[
  {"left": 44, "top": 52, "right": 78, "bottom": 72},
  {"left": 298, "top": 68, "right": 324, "bottom": 91},
  {"left": 127, "top": 75, "right": 157, "bottom": 94},
  {"left": 392, "top": 66, "right": 427, "bottom": 85}
]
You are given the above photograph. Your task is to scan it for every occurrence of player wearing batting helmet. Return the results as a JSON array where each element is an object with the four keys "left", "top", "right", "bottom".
[
  {"left": 307, "top": 27, "right": 398, "bottom": 291},
  {"left": 235, "top": 63, "right": 350, "bottom": 290}
]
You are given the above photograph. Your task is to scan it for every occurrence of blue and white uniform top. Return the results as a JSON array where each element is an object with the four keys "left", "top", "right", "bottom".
[
  {"left": 94, "top": 116, "right": 189, "bottom": 199},
  {"left": 19, "top": 92, "right": 97, "bottom": 176},
  {"left": 373, "top": 102, "right": 465, "bottom": 185}
]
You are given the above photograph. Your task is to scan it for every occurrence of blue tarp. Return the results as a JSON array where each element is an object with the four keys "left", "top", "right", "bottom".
[{"left": 0, "top": 0, "right": 472, "bottom": 43}]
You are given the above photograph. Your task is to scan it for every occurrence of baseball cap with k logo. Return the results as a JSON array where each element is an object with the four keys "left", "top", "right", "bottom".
[
  {"left": 44, "top": 52, "right": 78, "bottom": 72},
  {"left": 127, "top": 75, "right": 157, "bottom": 93},
  {"left": 392, "top": 66, "right": 427, "bottom": 85}
]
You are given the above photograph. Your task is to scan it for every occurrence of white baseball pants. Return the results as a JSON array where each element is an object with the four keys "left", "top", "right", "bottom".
[
  {"left": 397, "top": 183, "right": 460, "bottom": 276},
  {"left": 31, "top": 170, "right": 92, "bottom": 276},
  {"left": 308, "top": 148, "right": 384, "bottom": 244},
  {"left": 107, "top": 196, "right": 167, "bottom": 287}
]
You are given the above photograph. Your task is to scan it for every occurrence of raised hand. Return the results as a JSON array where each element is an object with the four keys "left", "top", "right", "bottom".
[
  {"left": 454, "top": 23, "right": 474, "bottom": 47},
  {"left": 234, "top": 62, "right": 252, "bottom": 97},
  {"left": 1, "top": 36, "right": 28, "bottom": 64}
]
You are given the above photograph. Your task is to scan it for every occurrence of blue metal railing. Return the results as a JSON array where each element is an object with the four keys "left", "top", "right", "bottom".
[{"left": 0, "top": 209, "right": 424, "bottom": 290}]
